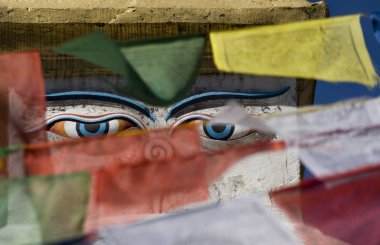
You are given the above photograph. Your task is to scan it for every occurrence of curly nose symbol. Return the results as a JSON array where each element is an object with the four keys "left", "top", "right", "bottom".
[{"left": 144, "top": 138, "right": 174, "bottom": 161}]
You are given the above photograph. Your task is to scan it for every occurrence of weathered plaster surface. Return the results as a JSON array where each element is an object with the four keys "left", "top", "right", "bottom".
[
  {"left": 0, "top": 0, "right": 312, "bottom": 9},
  {"left": 0, "top": 0, "right": 328, "bottom": 23},
  {"left": 0, "top": 0, "right": 136, "bottom": 9}
]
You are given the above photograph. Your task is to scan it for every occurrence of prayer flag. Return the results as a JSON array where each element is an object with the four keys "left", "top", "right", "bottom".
[
  {"left": 54, "top": 32, "right": 206, "bottom": 106},
  {"left": 0, "top": 173, "right": 90, "bottom": 244},
  {"left": 212, "top": 99, "right": 380, "bottom": 177},
  {"left": 0, "top": 51, "right": 46, "bottom": 177},
  {"left": 213, "top": 99, "right": 380, "bottom": 139},
  {"left": 0, "top": 180, "right": 7, "bottom": 228},
  {"left": 24, "top": 126, "right": 285, "bottom": 231},
  {"left": 96, "top": 196, "right": 300, "bottom": 245},
  {"left": 210, "top": 15, "right": 378, "bottom": 87},
  {"left": 271, "top": 165, "right": 380, "bottom": 245}
]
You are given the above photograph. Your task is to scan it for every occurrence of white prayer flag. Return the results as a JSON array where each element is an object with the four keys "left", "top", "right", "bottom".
[
  {"left": 212, "top": 99, "right": 380, "bottom": 177},
  {"left": 97, "top": 196, "right": 300, "bottom": 245}
]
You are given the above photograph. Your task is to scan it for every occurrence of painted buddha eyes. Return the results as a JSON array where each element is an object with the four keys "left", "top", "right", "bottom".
[
  {"left": 173, "top": 115, "right": 252, "bottom": 141},
  {"left": 46, "top": 114, "right": 144, "bottom": 139},
  {"left": 46, "top": 113, "right": 252, "bottom": 141}
]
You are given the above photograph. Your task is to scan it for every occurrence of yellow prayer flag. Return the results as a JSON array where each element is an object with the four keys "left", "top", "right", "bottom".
[{"left": 210, "top": 15, "right": 378, "bottom": 87}]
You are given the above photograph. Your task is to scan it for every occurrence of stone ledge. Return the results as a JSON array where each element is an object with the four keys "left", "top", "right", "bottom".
[
  {"left": 0, "top": 1, "right": 328, "bottom": 24},
  {"left": 0, "top": 0, "right": 317, "bottom": 9}
]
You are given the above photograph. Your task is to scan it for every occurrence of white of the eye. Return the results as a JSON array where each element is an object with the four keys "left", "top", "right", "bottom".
[
  {"left": 64, "top": 121, "right": 80, "bottom": 139},
  {"left": 229, "top": 124, "right": 251, "bottom": 140},
  {"left": 107, "top": 119, "right": 120, "bottom": 135}
]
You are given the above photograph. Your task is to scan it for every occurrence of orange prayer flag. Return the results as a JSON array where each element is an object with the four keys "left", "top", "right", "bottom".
[
  {"left": 0, "top": 51, "right": 46, "bottom": 177},
  {"left": 24, "top": 126, "right": 285, "bottom": 231}
]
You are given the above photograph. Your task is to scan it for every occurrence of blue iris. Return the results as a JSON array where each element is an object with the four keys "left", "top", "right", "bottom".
[
  {"left": 203, "top": 124, "right": 235, "bottom": 140},
  {"left": 77, "top": 122, "right": 108, "bottom": 137}
]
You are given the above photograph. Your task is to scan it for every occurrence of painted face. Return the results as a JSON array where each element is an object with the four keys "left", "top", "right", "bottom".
[{"left": 45, "top": 74, "right": 300, "bottom": 213}]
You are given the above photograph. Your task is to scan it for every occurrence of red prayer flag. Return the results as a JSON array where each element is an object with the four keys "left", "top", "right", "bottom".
[
  {"left": 24, "top": 126, "right": 285, "bottom": 231},
  {"left": 271, "top": 164, "right": 380, "bottom": 245},
  {"left": 0, "top": 51, "right": 46, "bottom": 177}
]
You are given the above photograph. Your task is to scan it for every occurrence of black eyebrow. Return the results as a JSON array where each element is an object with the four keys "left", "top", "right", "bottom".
[
  {"left": 46, "top": 91, "right": 156, "bottom": 122},
  {"left": 165, "top": 87, "right": 290, "bottom": 121}
]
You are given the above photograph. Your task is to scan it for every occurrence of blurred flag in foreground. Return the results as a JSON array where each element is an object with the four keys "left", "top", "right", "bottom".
[
  {"left": 24, "top": 126, "right": 285, "bottom": 231},
  {"left": 211, "top": 14, "right": 378, "bottom": 87},
  {"left": 272, "top": 164, "right": 380, "bottom": 245},
  {"left": 0, "top": 173, "right": 90, "bottom": 245},
  {"left": 55, "top": 32, "right": 206, "bottom": 106},
  {"left": 212, "top": 99, "right": 380, "bottom": 177},
  {"left": 0, "top": 51, "right": 46, "bottom": 177},
  {"left": 96, "top": 196, "right": 300, "bottom": 245}
]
